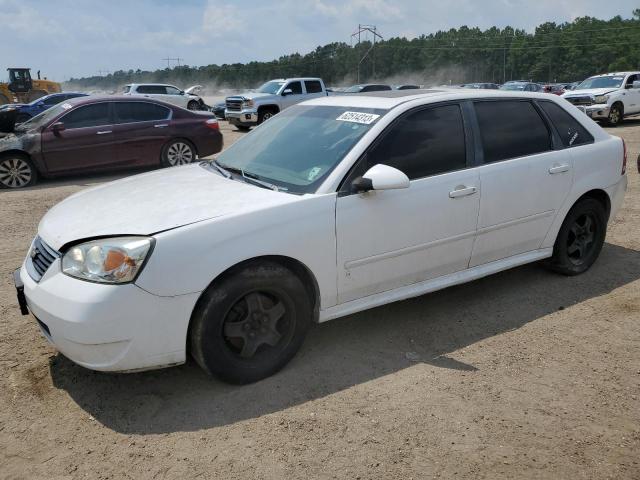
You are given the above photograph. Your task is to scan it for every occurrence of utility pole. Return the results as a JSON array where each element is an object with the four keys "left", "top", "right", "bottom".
[{"left": 351, "top": 24, "right": 383, "bottom": 83}]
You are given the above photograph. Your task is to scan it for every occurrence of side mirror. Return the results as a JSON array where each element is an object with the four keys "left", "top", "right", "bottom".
[
  {"left": 51, "top": 122, "right": 65, "bottom": 134},
  {"left": 352, "top": 164, "right": 410, "bottom": 193},
  {"left": 36, "top": 101, "right": 45, "bottom": 107},
  {"left": 633, "top": 81, "right": 640, "bottom": 89},
  {"left": 282, "top": 88, "right": 293, "bottom": 96}
]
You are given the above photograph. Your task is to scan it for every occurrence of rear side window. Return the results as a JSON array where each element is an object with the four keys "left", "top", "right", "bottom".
[
  {"left": 475, "top": 100, "right": 552, "bottom": 163},
  {"left": 538, "top": 101, "right": 593, "bottom": 147},
  {"left": 365, "top": 104, "right": 466, "bottom": 180},
  {"left": 61, "top": 103, "right": 110, "bottom": 129},
  {"left": 114, "top": 102, "right": 170, "bottom": 123},
  {"left": 136, "top": 85, "right": 165, "bottom": 94},
  {"left": 304, "top": 80, "right": 323, "bottom": 94}
]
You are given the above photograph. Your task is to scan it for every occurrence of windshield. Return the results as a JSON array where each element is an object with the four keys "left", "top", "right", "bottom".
[
  {"left": 16, "top": 103, "right": 67, "bottom": 131},
  {"left": 214, "top": 105, "right": 386, "bottom": 194},
  {"left": 257, "top": 81, "right": 285, "bottom": 94},
  {"left": 500, "top": 83, "right": 526, "bottom": 91},
  {"left": 576, "top": 75, "right": 624, "bottom": 90}
]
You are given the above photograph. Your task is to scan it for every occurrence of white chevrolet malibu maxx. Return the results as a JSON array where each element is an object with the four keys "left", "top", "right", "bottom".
[{"left": 15, "top": 90, "right": 627, "bottom": 383}]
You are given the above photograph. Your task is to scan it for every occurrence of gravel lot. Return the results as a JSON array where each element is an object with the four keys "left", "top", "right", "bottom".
[{"left": 1, "top": 120, "right": 639, "bottom": 480}]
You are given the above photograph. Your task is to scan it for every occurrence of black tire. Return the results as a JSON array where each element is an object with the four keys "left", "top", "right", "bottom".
[
  {"left": 236, "top": 125, "right": 251, "bottom": 131},
  {"left": 161, "top": 139, "right": 196, "bottom": 167},
  {"left": 547, "top": 198, "right": 607, "bottom": 276},
  {"left": 258, "top": 108, "right": 277, "bottom": 125},
  {"left": 0, "top": 154, "right": 38, "bottom": 189},
  {"left": 607, "top": 103, "right": 623, "bottom": 127},
  {"left": 187, "top": 100, "right": 199, "bottom": 111},
  {"left": 190, "top": 261, "right": 313, "bottom": 384}
]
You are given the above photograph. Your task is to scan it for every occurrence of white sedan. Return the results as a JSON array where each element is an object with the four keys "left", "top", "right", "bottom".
[{"left": 15, "top": 89, "right": 627, "bottom": 383}]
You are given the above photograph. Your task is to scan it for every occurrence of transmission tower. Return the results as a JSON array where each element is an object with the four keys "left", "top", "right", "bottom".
[
  {"left": 162, "top": 57, "right": 184, "bottom": 68},
  {"left": 351, "top": 24, "right": 383, "bottom": 83}
]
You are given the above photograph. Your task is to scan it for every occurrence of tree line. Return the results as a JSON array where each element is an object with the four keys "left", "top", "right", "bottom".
[{"left": 66, "top": 11, "right": 640, "bottom": 91}]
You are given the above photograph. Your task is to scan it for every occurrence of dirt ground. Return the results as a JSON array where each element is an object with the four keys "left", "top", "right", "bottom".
[{"left": 1, "top": 120, "right": 639, "bottom": 480}]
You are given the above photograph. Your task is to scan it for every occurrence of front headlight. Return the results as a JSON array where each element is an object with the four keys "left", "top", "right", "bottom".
[
  {"left": 242, "top": 99, "right": 255, "bottom": 108},
  {"left": 594, "top": 94, "right": 609, "bottom": 104},
  {"left": 62, "top": 237, "right": 153, "bottom": 284}
]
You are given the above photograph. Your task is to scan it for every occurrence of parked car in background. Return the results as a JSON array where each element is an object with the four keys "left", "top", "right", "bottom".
[
  {"left": 0, "top": 96, "right": 222, "bottom": 188},
  {"left": 124, "top": 83, "right": 207, "bottom": 111},
  {"left": 0, "top": 92, "right": 88, "bottom": 123},
  {"left": 225, "top": 77, "right": 328, "bottom": 130},
  {"left": 543, "top": 84, "right": 566, "bottom": 95},
  {"left": 462, "top": 83, "right": 500, "bottom": 89},
  {"left": 211, "top": 101, "right": 226, "bottom": 120},
  {"left": 14, "top": 89, "right": 626, "bottom": 384},
  {"left": 394, "top": 84, "right": 421, "bottom": 90},
  {"left": 562, "top": 72, "right": 640, "bottom": 126},
  {"left": 343, "top": 84, "right": 392, "bottom": 93},
  {"left": 500, "top": 81, "right": 543, "bottom": 92}
]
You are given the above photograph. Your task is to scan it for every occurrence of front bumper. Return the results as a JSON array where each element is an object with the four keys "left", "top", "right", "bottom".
[
  {"left": 18, "top": 259, "right": 200, "bottom": 372},
  {"left": 225, "top": 109, "right": 258, "bottom": 125},
  {"left": 583, "top": 104, "right": 610, "bottom": 120}
]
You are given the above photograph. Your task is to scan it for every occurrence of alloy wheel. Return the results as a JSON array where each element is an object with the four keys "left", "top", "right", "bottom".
[
  {"left": 166, "top": 142, "right": 194, "bottom": 166},
  {"left": 566, "top": 213, "right": 596, "bottom": 265},
  {"left": 0, "top": 158, "right": 32, "bottom": 188}
]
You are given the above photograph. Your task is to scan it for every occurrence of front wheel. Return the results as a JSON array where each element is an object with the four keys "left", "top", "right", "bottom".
[
  {"left": 187, "top": 100, "right": 200, "bottom": 111},
  {"left": 161, "top": 139, "right": 196, "bottom": 167},
  {"left": 607, "top": 103, "right": 623, "bottom": 127},
  {"left": 547, "top": 198, "right": 606, "bottom": 276},
  {"left": 258, "top": 109, "right": 276, "bottom": 124},
  {"left": 0, "top": 155, "right": 38, "bottom": 189},
  {"left": 190, "top": 261, "right": 312, "bottom": 384}
]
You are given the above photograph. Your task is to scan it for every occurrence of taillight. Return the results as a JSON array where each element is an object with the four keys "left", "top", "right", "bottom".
[{"left": 205, "top": 118, "right": 219, "bottom": 130}]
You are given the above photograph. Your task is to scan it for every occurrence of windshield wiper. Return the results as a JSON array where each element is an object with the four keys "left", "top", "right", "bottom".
[
  {"left": 217, "top": 162, "right": 285, "bottom": 192},
  {"left": 210, "top": 159, "right": 232, "bottom": 178}
]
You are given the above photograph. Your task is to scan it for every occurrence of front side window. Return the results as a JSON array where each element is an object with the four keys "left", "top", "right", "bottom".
[
  {"left": 165, "top": 86, "right": 181, "bottom": 95},
  {"left": 114, "top": 102, "right": 170, "bottom": 123},
  {"left": 362, "top": 104, "right": 467, "bottom": 180},
  {"left": 214, "top": 105, "right": 386, "bottom": 194},
  {"left": 475, "top": 100, "right": 551, "bottom": 163},
  {"left": 42, "top": 96, "right": 61, "bottom": 106},
  {"left": 61, "top": 103, "right": 111, "bottom": 129},
  {"left": 538, "top": 101, "right": 593, "bottom": 147},
  {"left": 285, "top": 81, "right": 302, "bottom": 94},
  {"left": 626, "top": 74, "right": 639, "bottom": 87}
]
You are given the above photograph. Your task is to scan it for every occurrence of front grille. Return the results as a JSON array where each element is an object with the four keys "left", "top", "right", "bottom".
[
  {"left": 27, "top": 236, "right": 59, "bottom": 282},
  {"left": 225, "top": 98, "right": 243, "bottom": 111},
  {"left": 565, "top": 96, "right": 593, "bottom": 106}
]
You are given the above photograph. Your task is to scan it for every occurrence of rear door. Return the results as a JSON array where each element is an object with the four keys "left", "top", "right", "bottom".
[
  {"left": 41, "top": 102, "right": 117, "bottom": 173},
  {"left": 112, "top": 101, "right": 173, "bottom": 166},
  {"left": 469, "top": 99, "right": 573, "bottom": 267},
  {"left": 303, "top": 80, "right": 326, "bottom": 100}
]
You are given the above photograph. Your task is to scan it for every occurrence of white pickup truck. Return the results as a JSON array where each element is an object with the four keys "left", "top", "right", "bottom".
[
  {"left": 562, "top": 72, "right": 640, "bottom": 126},
  {"left": 225, "top": 78, "right": 328, "bottom": 130}
]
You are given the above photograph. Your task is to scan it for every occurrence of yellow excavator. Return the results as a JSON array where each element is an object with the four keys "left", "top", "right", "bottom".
[{"left": 0, "top": 68, "right": 61, "bottom": 105}]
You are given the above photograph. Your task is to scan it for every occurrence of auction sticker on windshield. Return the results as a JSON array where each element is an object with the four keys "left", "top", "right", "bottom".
[
  {"left": 336, "top": 111, "right": 380, "bottom": 125},
  {"left": 61, "top": 103, "right": 73, "bottom": 110}
]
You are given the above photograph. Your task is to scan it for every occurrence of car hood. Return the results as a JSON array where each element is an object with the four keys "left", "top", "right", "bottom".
[
  {"left": 227, "top": 92, "right": 274, "bottom": 101},
  {"left": 563, "top": 88, "right": 616, "bottom": 97},
  {"left": 184, "top": 85, "right": 202, "bottom": 95},
  {"left": 38, "top": 163, "right": 297, "bottom": 251}
]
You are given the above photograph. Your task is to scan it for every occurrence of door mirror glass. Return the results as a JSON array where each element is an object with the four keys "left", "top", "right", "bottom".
[
  {"left": 352, "top": 164, "right": 410, "bottom": 193},
  {"left": 282, "top": 88, "right": 293, "bottom": 96},
  {"left": 51, "top": 121, "right": 65, "bottom": 133}
]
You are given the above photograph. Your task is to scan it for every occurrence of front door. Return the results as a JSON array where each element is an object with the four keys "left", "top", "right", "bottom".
[
  {"left": 41, "top": 102, "right": 117, "bottom": 174},
  {"left": 624, "top": 74, "right": 640, "bottom": 114},
  {"left": 280, "top": 81, "right": 304, "bottom": 110},
  {"left": 469, "top": 99, "right": 573, "bottom": 267},
  {"left": 336, "top": 103, "right": 480, "bottom": 303}
]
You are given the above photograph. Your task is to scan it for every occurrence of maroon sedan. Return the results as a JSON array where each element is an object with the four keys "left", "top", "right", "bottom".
[{"left": 0, "top": 96, "right": 223, "bottom": 188}]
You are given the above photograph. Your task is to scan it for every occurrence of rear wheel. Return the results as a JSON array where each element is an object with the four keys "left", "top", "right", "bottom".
[
  {"left": 235, "top": 125, "right": 251, "bottom": 131},
  {"left": 547, "top": 198, "right": 606, "bottom": 275},
  {"left": 161, "top": 139, "right": 196, "bottom": 167},
  {"left": 190, "top": 261, "right": 312, "bottom": 384},
  {"left": 0, "top": 155, "right": 37, "bottom": 189}
]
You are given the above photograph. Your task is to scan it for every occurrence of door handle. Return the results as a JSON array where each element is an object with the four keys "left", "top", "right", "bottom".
[
  {"left": 449, "top": 185, "right": 477, "bottom": 198},
  {"left": 548, "top": 164, "right": 570, "bottom": 174},
  {"left": 96, "top": 130, "right": 112, "bottom": 135},
  {"left": 154, "top": 124, "right": 168, "bottom": 128}
]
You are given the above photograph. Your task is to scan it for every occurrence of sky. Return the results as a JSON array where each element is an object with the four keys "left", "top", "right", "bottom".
[{"left": 1, "top": 0, "right": 637, "bottom": 81}]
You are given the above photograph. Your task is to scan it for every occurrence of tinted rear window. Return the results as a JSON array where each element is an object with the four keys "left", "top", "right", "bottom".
[
  {"left": 538, "top": 101, "right": 593, "bottom": 147},
  {"left": 475, "top": 100, "right": 552, "bottom": 163},
  {"left": 304, "top": 80, "right": 323, "bottom": 94},
  {"left": 114, "top": 102, "right": 170, "bottom": 123},
  {"left": 136, "top": 85, "right": 166, "bottom": 94}
]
